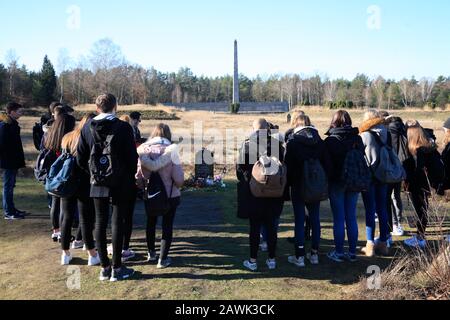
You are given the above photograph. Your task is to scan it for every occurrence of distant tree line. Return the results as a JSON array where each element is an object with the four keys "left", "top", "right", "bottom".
[{"left": 1, "top": 38, "right": 449, "bottom": 110}]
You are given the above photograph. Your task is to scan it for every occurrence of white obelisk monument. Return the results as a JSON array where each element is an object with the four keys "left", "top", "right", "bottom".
[{"left": 233, "top": 40, "right": 240, "bottom": 105}]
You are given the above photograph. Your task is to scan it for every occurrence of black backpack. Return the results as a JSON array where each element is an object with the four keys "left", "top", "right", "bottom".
[
  {"left": 34, "top": 149, "right": 58, "bottom": 183},
  {"left": 300, "top": 157, "right": 329, "bottom": 203},
  {"left": 341, "top": 143, "right": 372, "bottom": 192},
  {"left": 144, "top": 171, "right": 173, "bottom": 217},
  {"left": 32, "top": 122, "right": 44, "bottom": 151},
  {"left": 88, "top": 123, "right": 120, "bottom": 187}
]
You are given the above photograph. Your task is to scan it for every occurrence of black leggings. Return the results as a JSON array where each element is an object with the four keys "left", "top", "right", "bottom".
[
  {"left": 60, "top": 197, "right": 77, "bottom": 250},
  {"left": 123, "top": 188, "right": 137, "bottom": 251},
  {"left": 78, "top": 195, "right": 96, "bottom": 250},
  {"left": 94, "top": 197, "right": 127, "bottom": 269},
  {"left": 60, "top": 197, "right": 85, "bottom": 250},
  {"left": 50, "top": 196, "right": 61, "bottom": 230},
  {"left": 146, "top": 198, "right": 180, "bottom": 260},
  {"left": 250, "top": 214, "right": 278, "bottom": 260}
]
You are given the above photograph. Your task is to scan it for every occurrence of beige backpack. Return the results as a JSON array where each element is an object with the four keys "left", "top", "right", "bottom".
[{"left": 250, "top": 155, "right": 287, "bottom": 198}]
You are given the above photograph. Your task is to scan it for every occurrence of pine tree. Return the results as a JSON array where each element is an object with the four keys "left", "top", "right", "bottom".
[{"left": 35, "top": 55, "right": 57, "bottom": 106}]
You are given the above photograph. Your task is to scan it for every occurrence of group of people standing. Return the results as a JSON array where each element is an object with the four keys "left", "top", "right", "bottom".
[
  {"left": 237, "top": 109, "right": 450, "bottom": 271},
  {"left": 1, "top": 96, "right": 450, "bottom": 278},
  {"left": 1, "top": 95, "right": 184, "bottom": 282}
]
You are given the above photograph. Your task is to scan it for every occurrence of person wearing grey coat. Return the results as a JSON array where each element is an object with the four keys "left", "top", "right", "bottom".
[{"left": 359, "top": 115, "right": 390, "bottom": 257}]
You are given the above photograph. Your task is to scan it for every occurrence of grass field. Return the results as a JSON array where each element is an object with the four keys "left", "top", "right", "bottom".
[{"left": 1, "top": 106, "right": 449, "bottom": 300}]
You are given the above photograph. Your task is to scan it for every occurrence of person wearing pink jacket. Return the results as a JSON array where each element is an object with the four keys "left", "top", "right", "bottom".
[{"left": 136, "top": 124, "right": 184, "bottom": 269}]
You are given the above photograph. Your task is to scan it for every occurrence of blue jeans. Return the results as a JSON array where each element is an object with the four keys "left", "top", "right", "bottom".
[
  {"left": 291, "top": 187, "right": 321, "bottom": 257},
  {"left": 2, "top": 169, "right": 18, "bottom": 216},
  {"left": 362, "top": 183, "right": 389, "bottom": 242},
  {"left": 329, "top": 183, "right": 359, "bottom": 255}
]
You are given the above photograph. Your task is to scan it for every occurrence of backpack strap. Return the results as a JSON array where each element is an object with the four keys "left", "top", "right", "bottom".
[{"left": 369, "top": 131, "right": 386, "bottom": 147}]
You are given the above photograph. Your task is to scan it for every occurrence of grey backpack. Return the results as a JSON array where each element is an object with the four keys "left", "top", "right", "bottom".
[{"left": 370, "top": 132, "right": 406, "bottom": 184}]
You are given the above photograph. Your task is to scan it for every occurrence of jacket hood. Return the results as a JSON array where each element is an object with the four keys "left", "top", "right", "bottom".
[
  {"left": 417, "top": 144, "right": 438, "bottom": 155},
  {"left": 359, "top": 118, "right": 385, "bottom": 134},
  {"left": 290, "top": 126, "right": 321, "bottom": 146},
  {"left": 326, "top": 126, "right": 359, "bottom": 137},
  {"left": 387, "top": 117, "right": 406, "bottom": 135},
  {"left": 0, "top": 113, "right": 13, "bottom": 124},
  {"left": 143, "top": 137, "right": 172, "bottom": 147},
  {"left": 90, "top": 115, "right": 119, "bottom": 138},
  {"left": 138, "top": 143, "right": 180, "bottom": 172}
]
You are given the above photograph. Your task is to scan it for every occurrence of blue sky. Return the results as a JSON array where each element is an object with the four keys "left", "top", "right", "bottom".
[{"left": 1, "top": 0, "right": 449, "bottom": 80}]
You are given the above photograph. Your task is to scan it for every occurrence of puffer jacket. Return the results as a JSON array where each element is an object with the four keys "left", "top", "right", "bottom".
[
  {"left": 359, "top": 118, "right": 390, "bottom": 171},
  {"left": 285, "top": 126, "right": 332, "bottom": 187},
  {"left": 136, "top": 137, "right": 184, "bottom": 198},
  {"left": 0, "top": 113, "right": 25, "bottom": 170}
]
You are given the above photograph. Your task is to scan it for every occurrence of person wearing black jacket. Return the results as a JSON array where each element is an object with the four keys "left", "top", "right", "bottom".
[
  {"left": 77, "top": 93, "right": 138, "bottom": 282},
  {"left": 324, "top": 110, "right": 365, "bottom": 262},
  {"left": 403, "top": 121, "right": 445, "bottom": 249},
  {"left": 285, "top": 114, "right": 332, "bottom": 267},
  {"left": 0, "top": 102, "right": 26, "bottom": 220},
  {"left": 385, "top": 115, "right": 408, "bottom": 236},
  {"left": 237, "top": 119, "right": 285, "bottom": 271}
]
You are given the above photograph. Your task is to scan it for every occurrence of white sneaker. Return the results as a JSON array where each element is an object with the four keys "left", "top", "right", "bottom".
[
  {"left": 260, "top": 242, "right": 268, "bottom": 252},
  {"left": 288, "top": 255, "right": 305, "bottom": 268},
  {"left": 404, "top": 236, "right": 426, "bottom": 249},
  {"left": 72, "top": 240, "right": 84, "bottom": 250},
  {"left": 243, "top": 260, "right": 258, "bottom": 271},
  {"left": 61, "top": 253, "right": 73, "bottom": 266},
  {"left": 51, "top": 232, "right": 61, "bottom": 242},
  {"left": 107, "top": 244, "right": 113, "bottom": 256},
  {"left": 266, "top": 259, "right": 276, "bottom": 270},
  {"left": 392, "top": 225, "right": 404, "bottom": 236},
  {"left": 121, "top": 249, "right": 136, "bottom": 262},
  {"left": 88, "top": 254, "right": 101, "bottom": 266},
  {"left": 307, "top": 252, "right": 319, "bottom": 265}
]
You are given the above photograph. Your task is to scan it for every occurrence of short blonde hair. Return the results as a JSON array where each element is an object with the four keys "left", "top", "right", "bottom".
[
  {"left": 363, "top": 109, "right": 380, "bottom": 122},
  {"left": 290, "top": 110, "right": 306, "bottom": 128},
  {"left": 292, "top": 114, "right": 311, "bottom": 128}
]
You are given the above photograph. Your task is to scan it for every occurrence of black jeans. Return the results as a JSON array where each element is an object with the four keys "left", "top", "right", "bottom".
[
  {"left": 50, "top": 196, "right": 61, "bottom": 230},
  {"left": 94, "top": 196, "right": 128, "bottom": 269},
  {"left": 387, "top": 183, "right": 404, "bottom": 231},
  {"left": 78, "top": 195, "right": 95, "bottom": 250},
  {"left": 146, "top": 197, "right": 180, "bottom": 260},
  {"left": 60, "top": 197, "right": 78, "bottom": 250},
  {"left": 249, "top": 214, "right": 278, "bottom": 260},
  {"left": 123, "top": 187, "right": 137, "bottom": 251}
]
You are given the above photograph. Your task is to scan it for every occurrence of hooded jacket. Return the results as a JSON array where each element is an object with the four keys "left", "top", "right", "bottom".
[
  {"left": 404, "top": 145, "right": 444, "bottom": 193},
  {"left": 77, "top": 113, "right": 138, "bottom": 198},
  {"left": 285, "top": 126, "right": 332, "bottom": 187},
  {"left": 359, "top": 118, "right": 390, "bottom": 172},
  {"left": 236, "top": 130, "right": 285, "bottom": 219},
  {"left": 386, "top": 116, "right": 409, "bottom": 162},
  {"left": 324, "top": 126, "right": 365, "bottom": 183},
  {"left": 0, "top": 113, "right": 25, "bottom": 170},
  {"left": 136, "top": 137, "right": 184, "bottom": 198}
]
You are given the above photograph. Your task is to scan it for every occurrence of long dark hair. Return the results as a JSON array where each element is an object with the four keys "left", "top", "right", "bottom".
[
  {"left": 330, "top": 110, "right": 352, "bottom": 129},
  {"left": 44, "top": 114, "right": 76, "bottom": 152}
]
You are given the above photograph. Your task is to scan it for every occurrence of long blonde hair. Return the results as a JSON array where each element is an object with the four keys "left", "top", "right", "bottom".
[
  {"left": 61, "top": 113, "right": 96, "bottom": 156},
  {"left": 290, "top": 109, "right": 306, "bottom": 128},
  {"left": 406, "top": 120, "right": 433, "bottom": 156}
]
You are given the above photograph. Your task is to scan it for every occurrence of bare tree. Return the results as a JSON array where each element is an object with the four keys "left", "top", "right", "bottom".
[
  {"left": 5, "top": 49, "right": 19, "bottom": 97},
  {"left": 324, "top": 78, "right": 337, "bottom": 103},
  {"left": 419, "top": 77, "right": 435, "bottom": 104}
]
